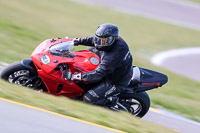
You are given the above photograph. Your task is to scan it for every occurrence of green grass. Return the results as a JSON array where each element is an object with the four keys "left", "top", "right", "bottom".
[
  {"left": 0, "top": 0, "right": 200, "bottom": 127},
  {"left": 186, "top": 0, "right": 200, "bottom": 3},
  {"left": 0, "top": 80, "right": 176, "bottom": 133}
]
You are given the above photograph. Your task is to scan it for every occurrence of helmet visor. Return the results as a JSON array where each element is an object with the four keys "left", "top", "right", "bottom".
[{"left": 94, "top": 36, "right": 114, "bottom": 46}]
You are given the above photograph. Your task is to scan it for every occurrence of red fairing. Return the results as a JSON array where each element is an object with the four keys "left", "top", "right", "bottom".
[{"left": 31, "top": 38, "right": 100, "bottom": 98}]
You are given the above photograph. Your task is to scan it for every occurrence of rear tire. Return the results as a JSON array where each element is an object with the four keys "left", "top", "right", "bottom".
[{"left": 119, "top": 92, "right": 150, "bottom": 118}]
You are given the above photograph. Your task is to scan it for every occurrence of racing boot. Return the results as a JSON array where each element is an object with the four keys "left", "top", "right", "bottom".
[{"left": 106, "top": 96, "right": 120, "bottom": 111}]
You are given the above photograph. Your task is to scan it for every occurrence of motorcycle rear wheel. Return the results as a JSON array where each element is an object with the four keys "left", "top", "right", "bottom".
[{"left": 119, "top": 92, "right": 150, "bottom": 118}]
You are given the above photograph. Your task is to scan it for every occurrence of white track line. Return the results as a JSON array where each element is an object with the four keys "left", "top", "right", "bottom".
[{"left": 151, "top": 47, "right": 200, "bottom": 66}]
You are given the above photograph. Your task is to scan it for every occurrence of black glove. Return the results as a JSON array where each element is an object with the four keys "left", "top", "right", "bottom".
[{"left": 73, "top": 38, "right": 80, "bottom": 46}]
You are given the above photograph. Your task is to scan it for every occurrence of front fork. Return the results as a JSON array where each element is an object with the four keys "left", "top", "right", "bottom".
[
  {"left": 21, "top": 59, "right": 47, "bottom": 91},
  {"left": 21, "top": 59, "right": 37, "bottom": 72}
]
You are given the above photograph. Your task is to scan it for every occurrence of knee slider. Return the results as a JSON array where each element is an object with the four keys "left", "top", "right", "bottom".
[{"left": 83, "top": 95, "right": 91, "bottom": 103}]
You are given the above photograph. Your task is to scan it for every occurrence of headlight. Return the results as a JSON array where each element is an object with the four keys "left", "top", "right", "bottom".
[{"left": 90, "top": 57, "right": 99, "bottom": 65}]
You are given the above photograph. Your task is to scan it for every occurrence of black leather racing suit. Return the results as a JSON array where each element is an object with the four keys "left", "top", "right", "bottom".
[{"left": 78, "top": 36, "right": 133, "bottom": 105}]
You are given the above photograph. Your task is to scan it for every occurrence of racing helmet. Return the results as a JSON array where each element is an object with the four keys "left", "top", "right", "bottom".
[{"left": 94, "top": 23, "right": 119, "bottom": 51}]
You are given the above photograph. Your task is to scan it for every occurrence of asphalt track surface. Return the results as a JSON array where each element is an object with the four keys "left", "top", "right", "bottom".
[
  {"left": 0, "top": 98, "right": 119, "bottom": 133},
  {"left": 1, "top": 0, "right": 200, "bottom": 132},
  {"left": 73, "top": 0, "right": 200, "bottom": 31},
  {"left": 151, "top": 47, "right": 200, "bottom": 82},
  {"left": 154, "top": 53, "right": 200, "bottom": 81}
]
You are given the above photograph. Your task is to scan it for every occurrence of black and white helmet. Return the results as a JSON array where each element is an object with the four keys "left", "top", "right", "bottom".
[{"left": 94, "top": 23, "right": 119, "bottom": 51}]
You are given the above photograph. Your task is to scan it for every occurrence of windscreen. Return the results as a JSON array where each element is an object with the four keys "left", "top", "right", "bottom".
[{"left": 50, "top": 41, "right": 74, "bottom": 57}]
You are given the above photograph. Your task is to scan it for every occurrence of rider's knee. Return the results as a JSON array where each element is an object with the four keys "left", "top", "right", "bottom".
[
  {"left": 83, "top": 95, "right": 92, "bottom": 103},
  {"left": 83, "top": 90, "right": 100, "bottom": 105}
]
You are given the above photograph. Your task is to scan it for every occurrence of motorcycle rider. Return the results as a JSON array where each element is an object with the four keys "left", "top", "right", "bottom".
[{"left": 72, "top": 23, "right": 133, "bottom": 108}]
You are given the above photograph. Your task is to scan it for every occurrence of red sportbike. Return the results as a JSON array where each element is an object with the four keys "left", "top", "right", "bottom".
[{"left": 0, "top": 38, "right": 168, "bottom": 117}]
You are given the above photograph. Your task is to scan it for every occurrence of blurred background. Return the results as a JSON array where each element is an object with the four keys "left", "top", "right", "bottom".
[{"left": 0, "top": 0, "right": 200, "bottom": 132}]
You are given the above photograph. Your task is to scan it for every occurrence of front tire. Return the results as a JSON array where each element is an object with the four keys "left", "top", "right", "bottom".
[{"left": 0, "top": 61, "right": 44, "bottom": 90}]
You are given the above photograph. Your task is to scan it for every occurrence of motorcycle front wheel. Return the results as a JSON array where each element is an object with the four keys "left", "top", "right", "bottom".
[{"left": 0, "top": 61, "right": 45, "bottom": 90}]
